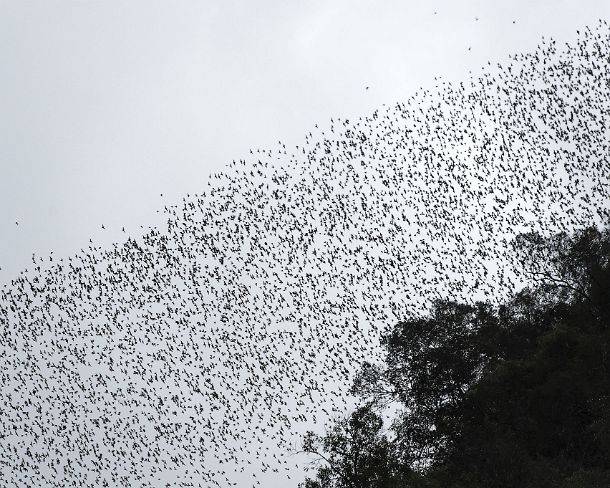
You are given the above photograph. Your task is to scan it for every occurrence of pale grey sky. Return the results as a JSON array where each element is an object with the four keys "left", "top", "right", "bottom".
[
  {"left": 2, "top": 0, "right": 609, "bottom": 280},
  {"left": 1, "top": 2, "right": 610, "bottom": 488}
]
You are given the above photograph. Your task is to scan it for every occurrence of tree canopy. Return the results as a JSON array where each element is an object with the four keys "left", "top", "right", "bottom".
[
  {"left": 300, "top": 404, "right": 414, "bottom": 488},
  {"left": 300, "top": 225, "right": 610, "bottom": 487}
]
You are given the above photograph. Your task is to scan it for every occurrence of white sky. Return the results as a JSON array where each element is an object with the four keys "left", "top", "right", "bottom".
[
  {"left": 1, "top": 2, "right": 610, "bottom": 487},
  {"left": 2, "top": 0, "right": 609, "bottom": 281}
]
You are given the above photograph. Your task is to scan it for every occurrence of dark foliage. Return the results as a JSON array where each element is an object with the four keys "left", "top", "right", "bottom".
[
  {"left": 300, "top": 404, "right": 416, "bottom": 488},
  {"left": 301, "top": 225, "right": 610, "bottom": 487}
]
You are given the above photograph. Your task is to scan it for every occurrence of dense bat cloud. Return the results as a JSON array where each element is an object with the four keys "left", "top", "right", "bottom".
[{"left": 1, "top": 21, "right": 609, "bottom": 488}]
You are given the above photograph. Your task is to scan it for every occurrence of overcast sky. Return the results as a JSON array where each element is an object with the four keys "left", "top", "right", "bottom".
[
  {"left": 2, "top": 0, "right": 610, "bottom": 281},
  {"left": 2, "top": 2, "right": 610, "bottom": 488}
]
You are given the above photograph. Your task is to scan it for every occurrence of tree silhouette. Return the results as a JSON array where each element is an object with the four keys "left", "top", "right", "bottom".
[
  {"left": 299, "top": 404, "right": 415, "bottom": 488},
  {"left": 301, "top": 225, "right": 610, "bottom": 487}
]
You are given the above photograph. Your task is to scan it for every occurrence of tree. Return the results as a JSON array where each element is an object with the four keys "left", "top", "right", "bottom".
[
  {"left": 299, "top": 404, "right": 415, "bottom": 488},
  {"left": 301, "top": 224, "right": 610, "bottom": 487},
  {"left": 513, "top": 226, "right": 610, "bottom": 318}
]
